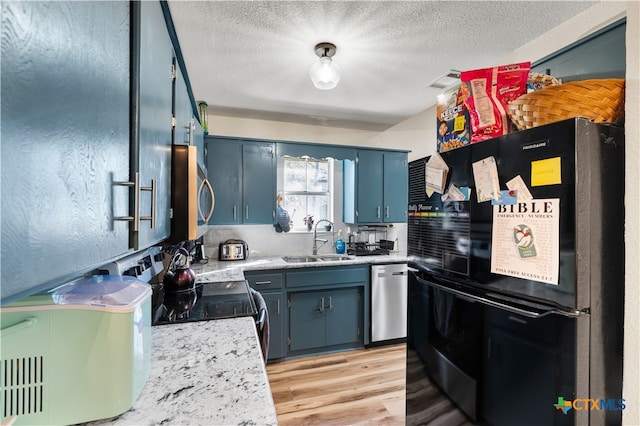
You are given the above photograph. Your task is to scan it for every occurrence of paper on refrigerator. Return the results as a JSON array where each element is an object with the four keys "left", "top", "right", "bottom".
[
  {"left": 472, "top": 156, "right": 500, "bottom": 202},
  {"left": 490, "top": 198, "right": 560, "bottom": 285},
  {"left": 424, "top": 152, "right": 449, "bottom": 196}
]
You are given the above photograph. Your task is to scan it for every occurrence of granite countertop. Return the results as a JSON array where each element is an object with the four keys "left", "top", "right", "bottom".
[
  {"left": 192, "top": 253, "right": 409, "bottom": 283},
  {"left": 84, "top": 254, "right": 408, "bottom": 425},
  {"left": 91, "top": 318, "right": 278, "bottom": 426}
]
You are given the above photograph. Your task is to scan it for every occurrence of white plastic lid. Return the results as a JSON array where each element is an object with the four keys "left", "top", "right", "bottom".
[{"left": 51, "top": 275, "right": 151, "bottom": 310}]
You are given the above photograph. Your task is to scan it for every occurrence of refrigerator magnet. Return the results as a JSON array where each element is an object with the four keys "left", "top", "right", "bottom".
[
  {"left": 506, "top": 175, "right": 534, "bottom": 200},
  {"left": 491, "top": 190, "right": 518, "bottom": 205}
]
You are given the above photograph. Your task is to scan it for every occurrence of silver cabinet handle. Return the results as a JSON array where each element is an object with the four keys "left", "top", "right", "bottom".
[
  {"left": 139, "top": 178, "right": 156, "bottom": 229},
  {"left": 314, "top": 297, "right": 325, "bottom": 313},
  {"left": 254, "top": 280, "right": 272, "bottom": 286},
  {"left": 385, "top": 206, "right": 390, "bottom": 218},
  {"left": 198, "top": 177, "right": 215, "bottom": 223},
  {"left": 114, "top": 172, "right": 141, "bottom": 232},
  {"left": 245, "top": 205, "right": 249, "bottom": 220},
  {"left": 1, "top": 317, "right": 37, "bottom": 338},
  {"left": 233, "top": 205, "right": 237, "bottom": 220},
  {"left": 276, "top": 299, "right": 280, "bottom": 315},
  {"left": 376, "top": 206, "right": 381, "bottom": 218},
  {"left": 325, "top": 296, "right": 333, "bottom": 311},
  {"left": 114, "top": 173, "right": 156, "bottom": 247}
]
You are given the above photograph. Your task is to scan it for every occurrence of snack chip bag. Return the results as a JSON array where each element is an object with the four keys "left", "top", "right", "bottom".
[{"left": 460, "top": 62, "right": 530, "bottom": 143}]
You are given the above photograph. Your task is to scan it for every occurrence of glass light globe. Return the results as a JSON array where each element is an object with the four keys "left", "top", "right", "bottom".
[{"left": 309, "top": 56, "right": 342, "bottom": 90}]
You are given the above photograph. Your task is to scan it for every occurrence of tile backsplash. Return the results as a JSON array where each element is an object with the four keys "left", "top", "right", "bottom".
[{"left": 202, "top": 223, "right": 407, "bottom": 260}]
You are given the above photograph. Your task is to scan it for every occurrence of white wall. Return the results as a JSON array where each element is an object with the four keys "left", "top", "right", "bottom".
[
  {"left": 208, "top": 115, "right": 379, "bottom": 146},
  {"left": 622, "top": 3, "right": 639, "bottom": 425}
]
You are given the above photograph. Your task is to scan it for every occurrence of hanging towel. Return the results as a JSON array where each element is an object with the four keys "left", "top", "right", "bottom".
[
  {"left": 273, "top": 205, "right": 291, "bottom": 233},
  {"left": 250, "top": 288, "right": 269, "bottom": 362}
]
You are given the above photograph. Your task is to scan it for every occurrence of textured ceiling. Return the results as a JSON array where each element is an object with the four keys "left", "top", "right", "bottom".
[{"left": 167, "top": 1, "right": 596, "bottom": 131}]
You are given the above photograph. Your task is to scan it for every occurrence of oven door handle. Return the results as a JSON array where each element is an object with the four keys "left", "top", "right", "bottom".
[{"left": 421, "top": 277, "right": 582, "bottom": 319}]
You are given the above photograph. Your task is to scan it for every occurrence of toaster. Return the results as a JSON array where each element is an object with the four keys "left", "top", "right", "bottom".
[{"left": 219, "top": 239, "right": 249, "bottom": 261}]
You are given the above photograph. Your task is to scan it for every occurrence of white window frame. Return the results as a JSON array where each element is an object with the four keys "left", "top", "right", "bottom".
[{"left": 280, "top": 156, "right": 333, "bottom": 232}]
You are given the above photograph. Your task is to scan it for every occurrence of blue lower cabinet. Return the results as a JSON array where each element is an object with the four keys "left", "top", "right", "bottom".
[
  {"left": 262, "top": 292, "right": 285, "bottom": 360},
  {"left": 324, "top": 287, "right": 362, "bottom": 347},
  {"left": 289, "top": 291, "right": 327, "bottom": 352},
  {"left": 246, "top": 266, "right": 368, "bottom": 359},
  {"left": 245, "top": 271, "right": 285, "bottom": 361},
  {"left": 288, "top": 287, "right": 363, "bottom": 353}
]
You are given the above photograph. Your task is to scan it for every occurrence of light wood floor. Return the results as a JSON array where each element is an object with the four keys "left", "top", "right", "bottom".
[{"left": 267, "top": 344, "right": 406, "bottom": 425}]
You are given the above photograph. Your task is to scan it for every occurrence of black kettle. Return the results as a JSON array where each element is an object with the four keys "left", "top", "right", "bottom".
[{"left": 163, "top": 247, "right": 196, "bottom": 293}]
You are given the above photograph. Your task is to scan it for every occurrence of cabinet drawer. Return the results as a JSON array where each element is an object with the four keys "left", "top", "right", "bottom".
[
  {"left": 286, "top": 266, "right": 368, "bottom": 288},
  {"left": 245, "top": 271, "right": 283, "bottom": 290}
]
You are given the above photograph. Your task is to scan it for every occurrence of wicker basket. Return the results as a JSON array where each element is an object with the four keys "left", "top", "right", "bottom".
[{"left": 507, "top": 78, "right": 625, "bottom": 130}]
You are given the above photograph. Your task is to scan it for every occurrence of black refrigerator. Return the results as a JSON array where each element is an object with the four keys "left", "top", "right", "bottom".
[{"left": 406, "top": 118, "right": 625, "bottom": 426}]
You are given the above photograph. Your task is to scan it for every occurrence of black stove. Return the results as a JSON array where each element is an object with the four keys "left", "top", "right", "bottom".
[{"left": 152, "top": 280, "right": 257, "bottom": 326}]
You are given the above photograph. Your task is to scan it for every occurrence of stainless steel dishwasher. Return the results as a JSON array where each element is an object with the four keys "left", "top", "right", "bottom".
[{"left": 371, "top": 263, "right": 408, "bottom": 343}]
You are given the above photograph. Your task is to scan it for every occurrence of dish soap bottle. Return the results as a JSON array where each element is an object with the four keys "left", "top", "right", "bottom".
[{"left": 335, "top": 229, "right": 346, "bottom": 254}]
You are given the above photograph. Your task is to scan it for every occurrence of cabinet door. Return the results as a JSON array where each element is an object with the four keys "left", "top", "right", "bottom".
[
  {"left": 138, "top": 0, "right": 173, "bottom": 248},
  {"left": 193, "top": 119, "right": 206, "bottom": 171},
  {"left": 383, "top": 152, "right": 408, "bottom": 222},
  {"left": 356, "top": 150, "right": 384, "bottom": 223},
  {"left": 289, "top": 291, "right": 326, "bottom": 352},
  {"left": 173, "top": 63, "right": 193, "bottom": 146},
  {"left": 262, "top": 292, "right": 285, "bottom": 360},
  {"left": 325, "top": 287, "right": 362, "bottom": 347},
  {"left": 206, "top": 138, "right": 242, "bottom": 224},
  {"left": 1, "top": 2, "right": 131, "bottom": 302},
  {"left": 242, "top": 142, "right": 275, "bottom": 224}
]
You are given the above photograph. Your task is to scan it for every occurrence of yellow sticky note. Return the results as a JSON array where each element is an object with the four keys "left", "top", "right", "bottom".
[{"left": 531, "top": 157, "right": 562, "bottom": 186}]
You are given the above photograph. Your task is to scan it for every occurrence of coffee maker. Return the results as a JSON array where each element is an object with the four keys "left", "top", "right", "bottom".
[{"left": 190, "top": 236, "right": 207, "bottom": 264}]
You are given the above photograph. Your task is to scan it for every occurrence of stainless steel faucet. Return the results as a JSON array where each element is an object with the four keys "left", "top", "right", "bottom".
[{"left": 313, "top": 219, "right": 334, "bottom": 255}]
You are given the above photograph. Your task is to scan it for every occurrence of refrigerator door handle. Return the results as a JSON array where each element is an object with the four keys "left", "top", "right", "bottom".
[{"left": 420, "top": 276, "right": 583, "bottom": 319}]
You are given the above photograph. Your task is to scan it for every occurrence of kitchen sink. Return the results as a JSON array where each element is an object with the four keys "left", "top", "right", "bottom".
[
  {"left": 281, "top": 256, "right": 323, "bottom": 263},
  {"left": 318, "top": 255, "right": 354, "bottom": 261},
  {"left": 281, "top": 255, "right": 355, "bottom": 263}
]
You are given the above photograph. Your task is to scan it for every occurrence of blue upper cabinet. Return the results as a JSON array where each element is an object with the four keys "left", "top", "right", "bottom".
[
  {"left": 383, "top": 151, "right": 409, "bottom": 222},
  {"left": 207, "top": 138, "right": 243, "bottom": 224},
  {"left": 1, "top": 2, "right": 132, "bottom": 303},
  {"left": 206, "top": 137, "right": 275, "bottom": 225},
  {"left": 242, "top": 142, "right": 276, "bottom": 224},
  {"left": 173, "top": 62, "right": 193, "bottom": 146},
  {"left": 193, "top": 119, "right": 206, "bottom": 172},
  {"left": 356, "top": 150, "right": 385, "bottom": 223},
  {"left": 532, "top": 20, "right": 625, "bottom": 81},
  {"left": 138, "top": 0, "right": 174, "bottom": 248},
  {"left": 344, "top": 149, "right": 408, "bottom": 224}
]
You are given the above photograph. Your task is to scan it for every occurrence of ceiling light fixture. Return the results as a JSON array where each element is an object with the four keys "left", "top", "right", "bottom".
[{"left": 309, "top": 42, "right": 341, "bottom": 90}]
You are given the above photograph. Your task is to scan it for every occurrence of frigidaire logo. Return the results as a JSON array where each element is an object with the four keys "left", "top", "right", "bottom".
[{"left": 554, "top": 397, "right": 626, "bottom": 414}]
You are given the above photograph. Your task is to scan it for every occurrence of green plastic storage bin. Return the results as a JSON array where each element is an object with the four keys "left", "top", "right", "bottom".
[{"left": 0, "top": 275, "right": 152, "bottom": 425}]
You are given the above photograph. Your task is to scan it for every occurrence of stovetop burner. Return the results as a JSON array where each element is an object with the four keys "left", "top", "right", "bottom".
[{"left": 152, "top": 280, "right": 257, "bottom": 325}]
